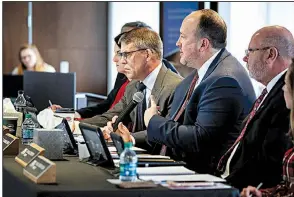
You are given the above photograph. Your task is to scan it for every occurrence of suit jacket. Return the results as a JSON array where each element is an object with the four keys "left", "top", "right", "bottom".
[
  {"left": 224, "top": 73, "right": 292, "bottom": 190},
  {"left": 82, "top": 65, "right": 183, "bottom": 152},
  {"left": 147, "top": 49, "right": 256, "bottom": 174},
  {"left": 77, "top": 73, "right": 127, "bottom": 118},
  {"left": 77, "top": 59, "right": 178, "bottom": 118}
]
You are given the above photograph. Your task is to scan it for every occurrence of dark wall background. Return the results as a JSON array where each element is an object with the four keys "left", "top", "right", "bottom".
[{"left": 3, "top": 2, "right": 108, "bottom": 95}]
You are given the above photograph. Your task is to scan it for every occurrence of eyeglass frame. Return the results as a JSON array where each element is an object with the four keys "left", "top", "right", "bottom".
[
  {"left": 118, "top": 48, "right": 148, "bottom": 60},
  {"left": 245, "top": 46, "right": 279, "bottom": 57}
]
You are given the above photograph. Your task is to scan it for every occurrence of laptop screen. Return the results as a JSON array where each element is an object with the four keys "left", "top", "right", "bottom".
[
  {"left": 82, "top": 127, "right": 108, "bottom": 161},
  {"left": 55, "top": 119, "right": 78, "bottom": 151}
]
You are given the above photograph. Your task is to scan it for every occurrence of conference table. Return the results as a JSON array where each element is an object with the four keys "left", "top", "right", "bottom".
[{"left": 3, "top": 154, "right": 240, "bottom": 197}]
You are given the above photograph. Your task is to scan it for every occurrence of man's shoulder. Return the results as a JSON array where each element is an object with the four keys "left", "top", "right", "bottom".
[{"left": 163, "top": 69, "right": 183, "bottom": 85}]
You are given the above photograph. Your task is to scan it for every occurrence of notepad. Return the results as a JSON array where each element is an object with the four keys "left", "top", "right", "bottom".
[
  {"left": 137, "top": 166, "right": 195, "bottom": 176},
  {"left": 139, "top": 174, "right": 226, "bottom": 182}
]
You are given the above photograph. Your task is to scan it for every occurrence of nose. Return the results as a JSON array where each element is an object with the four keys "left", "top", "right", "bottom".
[
  {"left": 113, "top": 54, "right": 119, "bottom": 63},
  {"left": 176, "top": 37, "right": 181, "bottom": 47},
  {"left": 243, "top": 55, "right": 248, "bottom": 63}
]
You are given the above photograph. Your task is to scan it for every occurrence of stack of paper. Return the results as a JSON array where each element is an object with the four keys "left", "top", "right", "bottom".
[
  {"left": 137, "top": 166, "right": 195, "bottom": 176},
  {"left": 139, "top": 174, "right": 226, "bottom": 182}
]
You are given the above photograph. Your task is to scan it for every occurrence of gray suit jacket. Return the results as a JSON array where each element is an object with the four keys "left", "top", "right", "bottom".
[{"left": 82, "top": 65, "right": 183, "bottom": 152}]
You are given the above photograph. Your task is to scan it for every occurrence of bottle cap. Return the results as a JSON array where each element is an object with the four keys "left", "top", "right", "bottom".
[
  {"left": 25, "top": 114, "right": 31, "bottom": 118},
  {"left": 124, "top": 142, "right": 133, "bottom": 148}
]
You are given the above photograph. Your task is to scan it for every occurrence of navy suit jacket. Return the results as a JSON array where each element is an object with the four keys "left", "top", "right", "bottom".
[{"left": 147, "top": 49, "right": 256, "bottom": 173}]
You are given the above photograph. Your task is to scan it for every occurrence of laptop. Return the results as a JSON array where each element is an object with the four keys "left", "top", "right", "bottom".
[
  {"left": 79, "top": 123, "right": 115, "bottom": 168},
  {"left": 55, "top": 118, "right": 78, "bottom": 155},
  {"left": 3, "top": 75, "right": 23, "bottom": 98},
  {"left": 23, "top": 71, "right": 76, "bottom": 112},
  {"left": 110, "top": 132, "right": 186, "bottom": 167}
]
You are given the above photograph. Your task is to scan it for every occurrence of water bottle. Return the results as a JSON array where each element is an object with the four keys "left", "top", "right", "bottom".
[
  {"left": 119, "top": 142, "right": 138, "bottom": 182},
  {"left": 14, "top": 90, "right": 26, "bottom": 113},
  {"left": 21, "top": 114, "right": 35, "bottom": 145}
]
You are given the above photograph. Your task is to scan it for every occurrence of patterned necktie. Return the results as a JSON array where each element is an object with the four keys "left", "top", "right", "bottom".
[
  {"left": 217, "top": 88, "right": 268, "bottom": 172},
  {"left": 135, "top": 82, "right": 147, "bottom": 132},
  {"left": 160, "top": 72, "right": 199, "bottom": 155}
]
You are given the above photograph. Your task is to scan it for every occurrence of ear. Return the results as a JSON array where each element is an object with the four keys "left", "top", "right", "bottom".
[
  {"left": 266, "top": 47, "right": 279, "bottom": 63},
  {"left": 199, "top": 38, "right": 210, "bottom": 52},
  {"left": 145, "top": 49, "right": 152, "bottom": 61}
]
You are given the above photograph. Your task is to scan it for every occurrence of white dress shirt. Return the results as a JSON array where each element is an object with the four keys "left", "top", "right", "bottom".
[
  {"left": 194, "top": 49, "right": 221, "bottom": 91},
  {"left": 142, "top": 63, "right": 162, "bottom": 107},
  {"left": 221, "top": 68, "right": 288, "bottom": 179}
]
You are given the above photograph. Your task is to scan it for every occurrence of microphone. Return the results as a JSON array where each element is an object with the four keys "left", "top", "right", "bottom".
[{"left": 112, "top": 91, "right": 144, "bottom": 131}]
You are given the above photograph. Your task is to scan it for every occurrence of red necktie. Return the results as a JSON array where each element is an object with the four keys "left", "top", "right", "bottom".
[
  {"left": 217, "top": 88, "right": 268, "bottom": 172},
  {"left": 160, "top": 72, "right": 199, "bottom": 155}
]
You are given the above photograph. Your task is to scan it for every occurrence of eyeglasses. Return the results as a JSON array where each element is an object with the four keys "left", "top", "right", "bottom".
[
  {"left": 119, "top": 48, "right": 148, "bottom": 60},
  {"left": 245, "top": 47, "right": 271, "bottom": 56}
]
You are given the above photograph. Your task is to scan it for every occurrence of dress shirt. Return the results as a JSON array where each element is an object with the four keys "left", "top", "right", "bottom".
[
  {"left": 194, "top": 49, "right": 221, "bottom": 91},
  {"left": 141, "top": 63, "right": 162, "bottom": 107}
]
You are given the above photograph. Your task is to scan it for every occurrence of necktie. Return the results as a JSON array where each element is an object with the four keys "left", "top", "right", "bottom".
[
  {"left": 217, "top": 88, "right": 268, "bottom": 172},
  {"left": 135, "top": 82, "right": 147, "bottom": 132},
  {"left": 160, "top": 72, "right": 199, "bottom": 155}
]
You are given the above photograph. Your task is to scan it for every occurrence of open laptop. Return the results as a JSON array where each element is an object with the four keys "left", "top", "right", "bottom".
[
  {"left": 110, "top": 132, "right": 186, "bottom": 167},
  {"left": 55, "top": 118, "right": 78, "bottom": 155},
  {"left": 79, "top": 123, "right": 115, "bottom": 168}
]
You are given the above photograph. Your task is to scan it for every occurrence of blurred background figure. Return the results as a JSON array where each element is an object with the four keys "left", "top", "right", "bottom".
[{"left": 12, "top": 43, "right": 55, "bottom": 75}]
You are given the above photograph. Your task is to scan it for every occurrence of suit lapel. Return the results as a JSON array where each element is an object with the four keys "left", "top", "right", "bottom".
[
  {"left": 252, "top": 73, "right": 286, "bottom": 118},
  {"left": 202, "top": 48, "right": 230, "bottom": 82},
  {"left": 171, "top": 70, "right": 197, "bottom": 119},
  {"left": 149, "top": 65, "right": 168, "bottom": 107}
]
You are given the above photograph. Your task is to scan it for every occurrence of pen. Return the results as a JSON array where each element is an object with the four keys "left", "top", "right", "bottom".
[
  {"left": 249, "top": 182, "right": 263, "bottom": 197},
  {"left": 49, "top": 100, "right": 53, "bottom": 107}
]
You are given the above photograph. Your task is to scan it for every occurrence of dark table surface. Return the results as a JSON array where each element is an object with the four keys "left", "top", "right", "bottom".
[{"left": 3, "top": 156, "right": 240, "bottom": 197}]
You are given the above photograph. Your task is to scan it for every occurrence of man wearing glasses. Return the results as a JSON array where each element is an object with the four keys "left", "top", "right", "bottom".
[
  {"left": 82, "top": 27, "right": 183, "bottom": 153},
  {"left": 217, "top": 25, "right": 294, "bottom": 190}
]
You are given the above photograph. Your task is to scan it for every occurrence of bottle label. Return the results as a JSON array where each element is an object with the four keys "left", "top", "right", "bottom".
[
  {"left": 120, "top": 163, "right": 137, "bottom": 177},
  {"left": 22, "top": 129, "right": 33, "bottom": 139}
]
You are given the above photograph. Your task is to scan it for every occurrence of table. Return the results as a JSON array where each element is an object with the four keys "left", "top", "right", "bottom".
[{"left": 3, "top": 156, "right": 240, "bottom": 197}]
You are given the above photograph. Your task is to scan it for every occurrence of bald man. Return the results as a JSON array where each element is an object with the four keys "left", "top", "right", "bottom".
[
  {"left": 216, "top": 26, "right": 294, "bottom": 190},
  {"left": 144, "top": 9, "right": 255, "bottom": 174}
]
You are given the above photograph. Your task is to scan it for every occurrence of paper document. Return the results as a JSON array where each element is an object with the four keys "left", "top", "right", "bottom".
[
  {"left": 108, "top": 146, "right": 147, "bottom": 153},
  {"left": 161, "top": 182, "right": 231, "bottom": 190},
  {"left": 137, "top": 166, "right": 195, "bottom": 175},
  {"left": 137, "top": 155, "right": 170, "bottom": 159},
  {"left": 108, "top": 146, "right": 117, "bottom": 152},
  {"left": 139, "top": 174, "right": 226, "bottom": 182}
]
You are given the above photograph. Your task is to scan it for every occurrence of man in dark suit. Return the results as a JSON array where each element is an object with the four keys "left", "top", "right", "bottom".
[
  {"left": 82, "top": 27, "right": 183, "bottom": 153},
  {"left": 216, "top": 26, "right": 294, "bottom": 190},
  {"left": 144, "top": 9, "right": 256, "bottom": 174}
]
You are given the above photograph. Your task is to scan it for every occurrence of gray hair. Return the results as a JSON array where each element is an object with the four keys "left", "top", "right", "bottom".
[{"left": 119, "top": 28, "right": 163, "bottom": 60}]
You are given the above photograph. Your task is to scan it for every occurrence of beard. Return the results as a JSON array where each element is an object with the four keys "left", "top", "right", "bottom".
[{"left": 248, "top": 61, "right": 268, "bottom": 83}]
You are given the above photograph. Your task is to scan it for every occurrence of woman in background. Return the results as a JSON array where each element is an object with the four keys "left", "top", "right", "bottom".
[
  {"left": 12, "top": 43, "right": 55, "bottom": 75},
  {"left": 241, "top": 59, "right": 294, "bottom": 197}
]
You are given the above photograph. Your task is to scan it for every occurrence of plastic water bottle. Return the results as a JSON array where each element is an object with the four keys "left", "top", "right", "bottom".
[
  {"left": 21, "top": 114, "right": 35, "bottom": 145},
  {"left": 119, "top": 142, "right": 138, "bottom": 181},
  {"left": 14, "top": 90, "right": 26, "bottom": 113}
]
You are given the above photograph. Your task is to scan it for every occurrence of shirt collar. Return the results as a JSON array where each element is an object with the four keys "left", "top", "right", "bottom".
[
  {"left": 142, "top": 63, "right": 162, "bottom": 91},
  {"left": 197, "top": 49, "right": 221, "bottom": 84},
  {"left": 266, "top": 68, "right": 288, "bottom": 93}
]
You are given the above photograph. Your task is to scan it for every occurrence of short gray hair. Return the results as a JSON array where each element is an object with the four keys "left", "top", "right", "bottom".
[{"left": 119, "top": 28, "right": 163, "bottom": 60}]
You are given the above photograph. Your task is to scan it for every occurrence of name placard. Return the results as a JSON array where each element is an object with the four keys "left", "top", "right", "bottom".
[
  {"left": 3, "top": 133, "right": 19, "bottom": 155},
  {"left": 15, "top": 143, "right": 45, "bottom": 167},
  {"left": 23, "top": 156, "right": 56, "bottom": 184}
]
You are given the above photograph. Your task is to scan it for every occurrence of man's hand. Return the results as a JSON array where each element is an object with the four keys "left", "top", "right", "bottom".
[
  {"left": 102, "top": 115, "right": 118, "bottom": 140},
  {"left": 240, "top": 186, "right": 262, "bottom": 197},
  {"left": 116, "top": 122, "right": 132, "bottom": 143},
  {"left": 49, "top": 104, "right": 62, "bottom": 111},
  {"left": 144, "top": 95, "right": 158, "bottom": 127}
]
